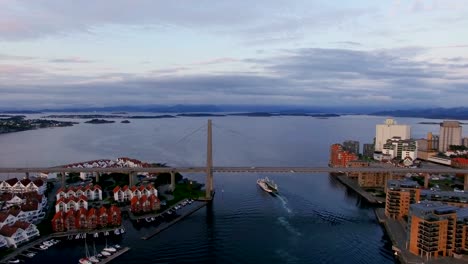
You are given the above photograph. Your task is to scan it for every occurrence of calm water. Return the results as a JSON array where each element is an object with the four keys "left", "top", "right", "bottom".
[{"left": 0, "top": 115, "right": 446, "bottom": 263}]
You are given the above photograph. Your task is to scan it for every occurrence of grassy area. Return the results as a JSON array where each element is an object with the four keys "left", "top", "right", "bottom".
[{"left": 162, "top": 182, "right": 204, "bottom": 208}]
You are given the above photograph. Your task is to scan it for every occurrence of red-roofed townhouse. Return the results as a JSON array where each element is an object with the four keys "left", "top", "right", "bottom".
[
  {"left": 75, "top": 208, "right": 88, "bottom": 229},
  {"left": 97, "top": 207, "right": 108, "bottom": 228},
  {"left": 0, "top": 212, "right": 16, "bottom": 229},
  {"left": 148, "top": 194, "right": 161, "bottom": 211},
  {"left": 130, "top": 196, "right": 141, "bottom": 213},
  {"left": 87, "top": 208, "right": 98, "bottom": 229},
  {"left": 51, "top": 212, "right": 64, "bottom": 232},
  {"left": 113, "top": 186, "right": 123, "bottom": 202},
  {"left": 107, "top": 206, "right": 121, "bottom": 226},
  {"left": 13, "top": 221, "right": 39, "bottom": 240},
  {"left": 0, "top": 225, "right": 27, "bottom": 248},
  {"left": 64, "top": 211, "right": 76, "bottom": 231}
]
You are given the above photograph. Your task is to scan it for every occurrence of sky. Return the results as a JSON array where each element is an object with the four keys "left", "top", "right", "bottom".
[{"left": 1, "top": 0, "right": 468, "bottom": 110}]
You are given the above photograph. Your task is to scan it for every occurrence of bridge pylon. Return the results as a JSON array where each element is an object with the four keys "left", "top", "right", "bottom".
[{"left": 205, "top": 119, "right": 214, "bottom": 200}]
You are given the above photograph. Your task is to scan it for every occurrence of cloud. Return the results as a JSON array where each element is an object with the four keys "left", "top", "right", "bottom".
[
  {"left": 48, "top": 57, "right": 93, "bottom": 63},
  {"left": 1, "top": 46, "right": 468, "bottom": 109}
]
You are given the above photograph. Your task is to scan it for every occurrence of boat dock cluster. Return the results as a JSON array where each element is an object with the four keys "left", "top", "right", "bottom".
[
  {"left": 1, "top": 239, "right": 60, "bottom": 264},
  {"left": 66, "top": 228, "right": 126, "bottom": 240},
  {"left": 142, "top": 199, "right": 194, "bottom": 223}
]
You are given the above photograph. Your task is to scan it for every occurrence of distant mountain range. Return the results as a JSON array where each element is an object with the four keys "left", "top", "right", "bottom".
[{"left": 372, "top": 107, "right": 468, "bottom": 120}]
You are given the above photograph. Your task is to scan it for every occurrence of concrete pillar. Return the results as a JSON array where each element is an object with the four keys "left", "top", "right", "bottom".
[
  {"left": 96, "top": 172, "right": 100, "bottom": 183},
  {"left": 25, "top": 172, "right": 30, "bottom": 179},
  {"left": 424, "top": 173, "right": 429, "bottom": 189},
  {"left": 129, "top": 171, "right": 137, "bottom": 186},
  {"left": 61, "top": 173, "right": 66, "bottom": 186},
  {"left": 170, "top": 171, "right": 176, "bottom": 191},
  {"left": 464, "top": 174, "right": 468, "bottom": 192}
]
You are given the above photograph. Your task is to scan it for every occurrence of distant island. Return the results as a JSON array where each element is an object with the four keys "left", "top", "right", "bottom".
[
  {"left": 43, "top": 114, "right": 176, "bottom": 119},
  {"left": 84, "top": 119, "right": 115, "bottom": 124},
  {"left": 372, "top": 107, "right": 468, "bottom": 120},
  {"left": 419, "top": 121, "right": 467, "bottom": 125},
  {"left": 0, "top": 116, "right": 77, "bottom": 134},
  {"left": 121, "top": 120, "right": 130, "bottom": 123}
]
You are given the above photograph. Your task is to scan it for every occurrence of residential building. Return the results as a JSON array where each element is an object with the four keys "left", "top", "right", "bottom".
[
  {"left": 382, "top": 137, "right": 418, "bottom": 162},
  {"left": 51, "top": 205, "right": 121, "bottom": 232},
  {"left": 130, "top": 194, "right": 161, "bottom": 214},
  {"left": 385, "top": 180, "right": 420, "bottom": 219},
  {"left": 0, "top": 221, "right": 39, "bottom": 248},
  {"left": 452, "top": 158, "right": 468, "bottom": 169},
  {"left": 343, "top": 140, "right": 360, "bottom": 155},
  {"left": 113, "top": 184, "right": 158, "bottom": 203},
  {"left": 329, "top": 144, "right": 358, "bottom": 167},
  {"left": 420, "top": 190, "right": 468, "bottom": 207},
  {"left": 439, "top": 121, "right": 462, "bottom": 152},
  {"left": 55, "top": 184, "right": 102, "bottom": 201},
  {"left": 55, "top": 195, "right": 88, "bottom": 213},
  {"left": 375, "top": 118, "right": 411, "bottom": 152},
  {"left": 407, "top": 201, "right": 458, "bottom": 258},
  {"left": 363, "top": 143, "right": 374, "bottom": 158},
  {"left": 0, "top": 178, "right": 46, "bottom": 195}
]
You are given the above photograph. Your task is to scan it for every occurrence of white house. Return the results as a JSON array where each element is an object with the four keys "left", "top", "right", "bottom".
[
  {"left": 56, "top": 184, "right": 102, "bottom": 201},
  {"left": 0, "top": 178, "right": 46, "bottom": 195},
  {"left": 55, "top": 196, "right": 88, "bottom": 213},
  {"left": 113, "top": 184, "right": 158, "bottom": 202},
  {"left": 0, "top": 221, "right": 39, "bottom": 248},
  {"left": 0, "top": 212, "right": 17, "bottom": 228}
]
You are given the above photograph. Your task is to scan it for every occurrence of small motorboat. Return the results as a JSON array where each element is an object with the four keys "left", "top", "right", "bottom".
[
  {"left": 100, "top": 251, "right": 111, "bottom": 256},
  {"left": 120, "top": 228, "right": 125, "bottom": 234},
  {"left": 114, "top": 229, "right": 120, "bottom": 235},
  {"left": 145, "top": 217, "right": 152, "bottom": 223},
  {"left": 113, "top": 244, "right": 121, "bottom": 249},
  {"left": 38, "top": 244, "right": 48, "bottom": 250},
  {"left": 79, "top": 258, "right": 92, "bottom": 264},
  {"left": 88, "top": 256, "right": 99, "bottom": 263},
  {"left": 103, "top": 246, "right": 116, "bottom": 253}
]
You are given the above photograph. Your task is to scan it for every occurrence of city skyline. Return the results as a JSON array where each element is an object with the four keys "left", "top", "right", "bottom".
[{"left": 1, "top": 1, "right": 468, "bottom": 109}]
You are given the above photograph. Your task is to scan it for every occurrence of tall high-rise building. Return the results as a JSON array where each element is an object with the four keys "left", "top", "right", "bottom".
[
  {"left": 375, "top": 119, "right": 411, "bottom": 152},
  {"left": 438, "top": 121, "right": 462, "bottom": 152},
  {"left": 463, "top": 137, "right": 468, "bottom": 148},
  {"left": 363, "top": 143, "right": 374, "bottom": 158},
  {"left": 382, "top": 137, "right": 418, "bottom": 161},
  {"left": 343, "top": 140, "right": 360, "bottom": 155}
]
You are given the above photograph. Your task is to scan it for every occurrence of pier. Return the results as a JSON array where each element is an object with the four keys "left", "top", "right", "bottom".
[
  {"left": 98, "top": 247, "right": 130, "bottom": 264},
  {"left": 141, "top": 201, "right": 208, "bottom": 240}
]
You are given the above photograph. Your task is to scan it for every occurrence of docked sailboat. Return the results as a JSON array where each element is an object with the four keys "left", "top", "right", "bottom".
[
  {"left": 88, "top": 242, "right": 100, "bottom": 263},
  {"left": 79, "top": 238, "right": 93, "bottom": 264},
  {"left": 257, "top": 177, "right": 278, "bottom": 193}
]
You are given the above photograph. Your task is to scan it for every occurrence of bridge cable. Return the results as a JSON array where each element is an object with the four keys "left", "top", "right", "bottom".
[{"left": 173, "top": 123, "right": 207, "bottom": 145}]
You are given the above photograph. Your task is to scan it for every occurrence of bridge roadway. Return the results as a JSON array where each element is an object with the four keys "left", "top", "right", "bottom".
[{"left": 0, "top": 166, "right": 467, "bottom": 174}]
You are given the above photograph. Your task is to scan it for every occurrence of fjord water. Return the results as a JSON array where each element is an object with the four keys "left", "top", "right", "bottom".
[{"left": 0, "top": 115, "right": 443, "bottom": 263}]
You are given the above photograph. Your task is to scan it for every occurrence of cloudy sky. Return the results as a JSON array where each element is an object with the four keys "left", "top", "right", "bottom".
[{"left": 1, "top": 0, "right": 468, "bottom": 110}]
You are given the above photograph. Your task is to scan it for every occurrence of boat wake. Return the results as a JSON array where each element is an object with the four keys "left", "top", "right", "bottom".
[
  {"left": 275, "top": 248, "right": 299, "bottom": 264},
  {"left": 276, "top": 194, "right": 292, "bottom": 214},
  {"left": 277, "top": 216, "right": 302, "bottom": 237}
]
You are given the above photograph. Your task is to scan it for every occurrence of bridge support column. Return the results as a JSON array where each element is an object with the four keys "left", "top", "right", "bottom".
[
  {"left": 424, "top": 173, "right": 429, "bottom": 189},
  {"left": 96, "top": 172, "right": 100, "bottom": 183},
  {"left": 170, "top": 171, "right": 176, "bottom": 191},
  {"left": 464, "top": 174, "right": 468, "bottom": 192},
  {"left": 25, "top": 172, "right": 29, "bottom": 179},
  {"left": 205, "top": 119, "right": 213, "bottom": 200},
  {"left": 61, "top": 173, "right": 66, "bottom": 186},
  {"left": 129, "top": 171, "right": 137, "bottom": 186}
]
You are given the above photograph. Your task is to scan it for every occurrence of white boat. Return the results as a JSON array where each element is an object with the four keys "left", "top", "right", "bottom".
[
  {"left": 113, "top": 244, "right": 121, "bottom": 249},
  {"left": 114, "top": 228, "right": 120, "bottom": 235},
  {"left": 257, "top": 179, "right": 272, "bottom": 193},
  {"left": 75, "top": 234, "right": 81, "bottom": 239},
  {"left": 89, "top": 242, "right": 100, "bottom": 263},
  {"left": 120, "top": 228, "right": 125, "bottom": 234},
  {"left": 257, "top": 177, "right": 278, "bottom": 193},
  {"left": 94, "top": 232, "right": 99, "bottom": 238},
  {"left": 25, "top": 252, "right": 36, "bottom": 258},
  {"left": 150, "top": 217, "right": 155, "bottom": 221},
  {"left": 103, "top": 246, "right": 116, "bottom": 253},
  {"left": 79, "top": 258, "right": 92, "bottom": 264},
  {"left": 88, "top": 256, "right": 99, "bottom": 263},
  {"left": 103, "top": 239, "right": 116, "bottom": 252},
  {"left": 145, "top": 217, "right": 152, "bottom": 223},
  {"left": 38, "top": 245, "right": 48, "bottom": 250},
  {"left": 8, "top": 259, "right": 20, "bottom": 263},
  {"left": 100, "top": 251, "right": 111, "bottom": 256}
]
